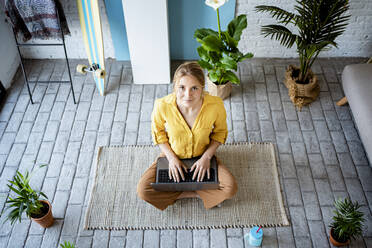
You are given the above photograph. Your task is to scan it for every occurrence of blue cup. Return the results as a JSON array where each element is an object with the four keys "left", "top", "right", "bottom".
[{"left": 247, "top": 226, "right": 263, "bottom": 246}]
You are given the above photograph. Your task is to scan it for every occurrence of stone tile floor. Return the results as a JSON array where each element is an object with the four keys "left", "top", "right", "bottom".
[{"left": 0, "top": 58, "right": 371, "bottom": 248}]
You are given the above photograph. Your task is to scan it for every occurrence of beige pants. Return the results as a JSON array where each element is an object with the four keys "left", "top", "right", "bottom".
[{"left": 137, "top": 155, "right": 238, "bottom": 210}]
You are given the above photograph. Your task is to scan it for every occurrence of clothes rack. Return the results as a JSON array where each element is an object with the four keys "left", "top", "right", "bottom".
[{"left": 11, "top": 9, "right": 76, "bottom": 104}]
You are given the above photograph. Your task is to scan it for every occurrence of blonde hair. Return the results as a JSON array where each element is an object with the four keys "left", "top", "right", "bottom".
[{"left": 173, "top": 62, "right": 205, "bottom": 90}]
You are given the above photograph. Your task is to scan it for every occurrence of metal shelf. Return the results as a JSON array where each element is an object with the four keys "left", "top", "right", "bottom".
[{"left": 11, "top": 9, "right": 76, "bottom": 104}]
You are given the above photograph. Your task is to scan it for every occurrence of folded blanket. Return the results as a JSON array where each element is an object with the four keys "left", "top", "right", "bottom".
[{"left": 5, "top": 0, "right": 70, "bottom": 41}]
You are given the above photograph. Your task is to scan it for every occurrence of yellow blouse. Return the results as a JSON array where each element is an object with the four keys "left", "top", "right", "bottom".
[{"left": 151, "top": 92, "right": 228, "bottom": 159}]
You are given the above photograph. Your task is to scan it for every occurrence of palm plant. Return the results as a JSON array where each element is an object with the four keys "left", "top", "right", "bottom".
[
  {"left": 330, "top": 198, "right": 365, "bottom": 243},
  {"left": 256, "top": 0, "right": 350, "bottom": 84},
  {"left": 2, "top": 166, "right": 48, "bottom": 225}
]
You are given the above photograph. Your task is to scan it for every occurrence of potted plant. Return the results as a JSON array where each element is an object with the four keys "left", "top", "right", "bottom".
[
  {"left": 2, "top": 165, "right": 54, "bottom": 228},
  {"left": 255, "top": 0, "right": 350, "bottom": 109},
  {"left": 329, "top": 198, "right": 365, "bottom": 246},
  {"left": 60, "top": 241, "right": 75, "bottom": 248},
  {"left": 194, "top": 0, "right": 253, "bottom": 99}
]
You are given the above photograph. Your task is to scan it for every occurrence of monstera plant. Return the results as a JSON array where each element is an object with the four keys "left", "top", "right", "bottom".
[
  {"left": 194, "top": 0, "right": 253, "bottom": 99},
  {"left": 256, "top": 0, "right": 350, "bottom": 109}
]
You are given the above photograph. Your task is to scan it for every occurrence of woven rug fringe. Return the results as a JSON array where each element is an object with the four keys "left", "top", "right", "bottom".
[{"left": 84, "top": 222, "right": 289, "bottom": 231}]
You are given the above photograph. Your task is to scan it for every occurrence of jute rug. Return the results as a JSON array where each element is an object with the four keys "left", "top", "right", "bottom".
[{"left": 85, "top": 143, "right": 289, "bottom": 230}]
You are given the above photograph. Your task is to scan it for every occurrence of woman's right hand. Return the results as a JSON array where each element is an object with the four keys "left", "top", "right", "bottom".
[{"left": 168, "top": 156, "right": 187, "bottom": 183}]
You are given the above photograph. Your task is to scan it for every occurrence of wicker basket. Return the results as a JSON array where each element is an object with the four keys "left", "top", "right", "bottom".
[{"left": 284, "top": 65, "right": 320, "bottom": 110}]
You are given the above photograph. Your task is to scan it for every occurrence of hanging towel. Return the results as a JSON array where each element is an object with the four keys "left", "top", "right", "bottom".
[{"left": 5, "top": 0, "right": 70, "bottom": 41}]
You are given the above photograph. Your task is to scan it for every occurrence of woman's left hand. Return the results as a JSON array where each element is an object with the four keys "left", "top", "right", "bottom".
[{"left": 190, "top": 156, "right": 211, "bottom": 182}]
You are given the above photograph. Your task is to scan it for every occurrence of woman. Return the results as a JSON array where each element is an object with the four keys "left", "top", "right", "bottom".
[{"left": 137, "top": 62, "right": 237, "bottom": 210}]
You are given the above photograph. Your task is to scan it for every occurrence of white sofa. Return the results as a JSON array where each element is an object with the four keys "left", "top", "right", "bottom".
[{"left": 341, "top": 63, "right": 372, "bottom": 165}]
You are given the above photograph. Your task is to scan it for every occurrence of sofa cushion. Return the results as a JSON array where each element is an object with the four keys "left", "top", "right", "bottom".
[{"left": 342, "top": 64, "right": 372, "bottom": 164}]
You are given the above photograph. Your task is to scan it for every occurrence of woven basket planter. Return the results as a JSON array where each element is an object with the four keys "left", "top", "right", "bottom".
[
  {"left": 284, "top": 65, "right": 320, "bottom": 110},
  {"left": 206, "top": 76, "right": 232, "bottom": 100}
]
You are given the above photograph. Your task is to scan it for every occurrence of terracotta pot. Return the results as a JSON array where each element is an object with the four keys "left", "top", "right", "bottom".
[
  {"left": 31, "top": 200, "right": 54, "bottom": 228},
  {"left": 206, "top": 76, "right": 232, "bottom": 100},
  {"left": 284, "top": 65, "right": 320, "bottom": 110},
  {"left": 329, "top": 228, "right": 350, "bottom": 247}
]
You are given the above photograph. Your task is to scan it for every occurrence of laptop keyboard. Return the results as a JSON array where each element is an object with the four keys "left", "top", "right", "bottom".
[{"left": 158, "top": 168, "right": 216, "bottom": 183}]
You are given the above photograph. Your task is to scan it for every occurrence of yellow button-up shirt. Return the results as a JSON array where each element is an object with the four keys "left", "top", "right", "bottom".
[{"left": 151, "top": 92, "right": 228, "bottom": 159}]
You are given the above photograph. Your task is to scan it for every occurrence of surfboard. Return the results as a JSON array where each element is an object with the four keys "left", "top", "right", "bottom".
[{"left": 76, "top": 0, "right": 105, "bottom": 96}]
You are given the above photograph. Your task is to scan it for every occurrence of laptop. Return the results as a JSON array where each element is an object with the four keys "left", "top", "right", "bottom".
[{"left": 151, "top": 156, "right": 219, "bottom": 191}]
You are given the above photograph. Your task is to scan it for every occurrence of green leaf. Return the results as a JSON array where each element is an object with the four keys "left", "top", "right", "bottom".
[
  {"left": 227, "top": 15, "right": 247, "bottom": 41},
  {"left": 222, "top": 71, "right": 240, "bottom": 84},
  {"left": 209, "top": 71, "right": 219, "bottom": 82},
  {"left": 26, "top": 202, "right": 30, "bottom": 215},
  {"left": 60, "top": 241, "right": 75, "bottom": 248},
  {"left": 201, "top": 35, "right": 224, "bottom": 52},
  {"left": 40, "top": 192, "right": 48, "bottom": 199},
  {"left": 238, "top": 52, "right": 254, "bottom": 62},
  {"left": 228, "top": 51, "right": 243, "bottom": 60},
  {"left": 255, "top": 5, "right": 297, "bottom": 25},
  {"left": 209, "top": 51, "right": 221, "bottom": 64},
  {"left": 197, "top": 46, "right": 209, "bottom": 61},
  {"left": 221, "top": 56, "right": 237, "bottom": 70},
  {"left": 19, "top": 203, "right": 24, "bottom": 219},
  {"left": 7, "top": 185, "right": 22, "bottom": 196},
  {"left": 261, "top": 25, "right": 298, "bottom": 48},
  {"left": 194, "top": 28, "right": 219, "bottom": 41},
  {"left": 222, "top": 31, "right": 238, "bottom": 49},
  {"left": 198, "top": 60, "right": 213, "bottom": 70},
  {"left": 8, "top": 179, "right": 17, "bottom": 185}
]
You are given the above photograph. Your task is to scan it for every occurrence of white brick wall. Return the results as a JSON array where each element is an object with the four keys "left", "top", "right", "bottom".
[
  {"left": 15, "top": 0, "right": 372, "bottom": 59},
  {"left": 236, "top": 0, "right": 372, "bottom": 57}
]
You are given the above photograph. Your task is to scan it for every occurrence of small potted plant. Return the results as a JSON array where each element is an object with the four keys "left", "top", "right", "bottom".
[
  {"left": 60, "top": 241, "right": 75, "bottom": 248},
  {"left": 329, "top": 198, "right": 365, "bottom": 247},
  {"left": 255, "top": 0, "right": 350, "bottom": 109},
  {"left": 2, "top": 165, "right": 54, "bottom": 228},
  {"left": 194, "top": 0, "right": 253, "bottom": 99}
]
